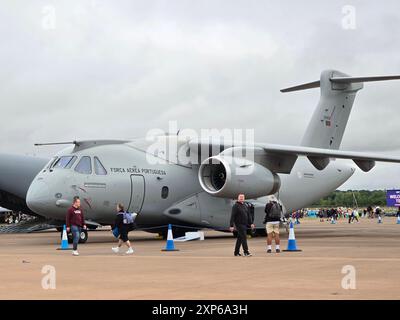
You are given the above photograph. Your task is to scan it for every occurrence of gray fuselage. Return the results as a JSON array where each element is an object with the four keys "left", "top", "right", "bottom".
[{"left": 26, "top": 138, "right": 355, "bottom": 231}]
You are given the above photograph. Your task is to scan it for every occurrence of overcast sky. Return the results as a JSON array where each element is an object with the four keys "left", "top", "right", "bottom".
[{"left": 1, "top": 0, "right": 400, "bottom": 190}]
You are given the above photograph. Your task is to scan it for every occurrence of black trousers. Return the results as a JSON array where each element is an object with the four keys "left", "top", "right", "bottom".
[{"left": 234, "top": 224, "right": 249, "bottom": 255}]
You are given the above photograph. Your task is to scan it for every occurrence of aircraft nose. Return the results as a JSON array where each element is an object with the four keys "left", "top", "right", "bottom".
[{"left": 26, "top": 180, "right": 50, "bottom": 214}]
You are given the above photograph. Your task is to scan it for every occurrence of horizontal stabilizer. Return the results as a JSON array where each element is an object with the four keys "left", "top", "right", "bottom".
[
  {"left": 281, "top": 73, "right": 400, "bottom": 92},
  {"left": 331, "top": 75, "right": 400, "bottom": 84},
  {"left": 280, "top": 81, "right": 320, "bottom": 93}
]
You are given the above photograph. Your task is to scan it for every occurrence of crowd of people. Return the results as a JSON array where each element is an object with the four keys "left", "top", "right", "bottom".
[
  {"left": 291, "top": 209, "right": 306, "bottom": 224},
  {"left": 2, "top": 211, "right": 30, "bottom": 224},
  {"left": 312, "top": 206, "right": 386, "bottom": 223}
]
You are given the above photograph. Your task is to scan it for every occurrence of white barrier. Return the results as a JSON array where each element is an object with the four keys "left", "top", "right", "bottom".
[{"left": 174, "top": 231, "right": 205, "bottom": 242}]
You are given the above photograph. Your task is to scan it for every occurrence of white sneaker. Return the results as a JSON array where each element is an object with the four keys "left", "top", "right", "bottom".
[
  {"left": 112, "top": 247, "right": 120, "bottom": 253},
  {"left": 126, "top": 248, "right": 134, "bottom": 254},
  {"left": 72, "top": 250, "right": 79, "bottom": 256}
]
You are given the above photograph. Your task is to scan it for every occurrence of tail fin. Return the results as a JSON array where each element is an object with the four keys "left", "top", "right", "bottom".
[{"left": 281, "top": 70, "right": 400, "bottom": 150}]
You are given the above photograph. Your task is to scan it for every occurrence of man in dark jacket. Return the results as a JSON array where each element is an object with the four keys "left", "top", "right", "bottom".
[
  {"left": 66, "top": 196, "right": 86, "bottom": 256},
  {"left": 229, "top": 194, "right": 255, "bottom": 257}
]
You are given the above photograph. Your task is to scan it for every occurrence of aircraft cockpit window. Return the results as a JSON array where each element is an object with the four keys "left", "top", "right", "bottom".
[
  {"left": 74, "top": 156, "right": 92, "bottom": 174},
  {"left": 43, "top": 157, "right": 58, "bottom": 172},
  {"left": 46, "top": 157, "right": 58, "bottom": 169},
  {"left": 65, "top": 156, "right": 77, "bottom": 169},
  {"left": 52, "top": 156, "right": 77, "bottom": 169},
  {"left": 94, "top": 157, "right": 107, "bottom": 175}
]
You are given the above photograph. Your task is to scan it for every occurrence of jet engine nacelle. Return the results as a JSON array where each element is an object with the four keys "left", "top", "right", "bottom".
[{"left": 198, "top": 156, "right": 281, "bottom": 199}]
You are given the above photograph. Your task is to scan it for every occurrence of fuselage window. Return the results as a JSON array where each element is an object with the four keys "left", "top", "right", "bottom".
[
  {"left": 74, "top": 156, "right": 92, "bottom": 174},
  {"left": 94, "top": 157, "right": 107, "bottom": 175},
  {"left": 52, "top": 156, "right": 77, "bottom": 169},
  {"left": 161, "top": 186, "right": 169, "bottom": 199}
]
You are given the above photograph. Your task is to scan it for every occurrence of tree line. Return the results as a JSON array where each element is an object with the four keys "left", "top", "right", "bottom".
[{"left": 312, "top": 190, "right": 387, "bottom": 207}]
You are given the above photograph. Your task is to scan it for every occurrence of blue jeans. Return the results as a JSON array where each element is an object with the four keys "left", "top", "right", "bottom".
[{"left": 71, "top": 225, "right": 81, "bottom": 251}]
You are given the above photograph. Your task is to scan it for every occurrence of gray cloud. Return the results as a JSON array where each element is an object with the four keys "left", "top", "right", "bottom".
[{"left": 1, "top": 0, "right": 400, "bottom": 189}]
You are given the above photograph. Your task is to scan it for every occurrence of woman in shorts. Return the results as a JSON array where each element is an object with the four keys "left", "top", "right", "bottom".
[{"left": 112, "top": 203, "right": 134, "bottom": 255}]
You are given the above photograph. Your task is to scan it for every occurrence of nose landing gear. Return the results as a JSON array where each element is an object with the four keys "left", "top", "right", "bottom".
[{"left": 79, "top": 229, "right": 88, "bottom": 243}]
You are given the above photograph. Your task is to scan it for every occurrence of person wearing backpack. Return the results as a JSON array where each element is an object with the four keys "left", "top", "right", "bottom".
[
  {"left": 263, "top": 199, "right": 283, "bottom": 253},
  {"left": 112, "top": 203, "right": 134, "bottom": 254},
  {"left": 244, "top": 201, "right": 255, "bottom": 226}
]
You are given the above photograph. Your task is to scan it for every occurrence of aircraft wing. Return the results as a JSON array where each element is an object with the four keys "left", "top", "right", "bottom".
[
  {"left": 223, "top": 143, "right": 400, "bottom": 173},
  {"left": 188, "top": 139, "right": 400, "bottom": 173}
]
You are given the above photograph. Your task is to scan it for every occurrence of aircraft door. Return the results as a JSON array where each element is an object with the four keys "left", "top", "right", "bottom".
[{"left": 128, "top": 175, "right": 145, "bottom": 213}]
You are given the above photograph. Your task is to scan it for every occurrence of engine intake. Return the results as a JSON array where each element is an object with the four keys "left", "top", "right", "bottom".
[{"left": 198, "top": 156, "right": 281, "bottom": 199}]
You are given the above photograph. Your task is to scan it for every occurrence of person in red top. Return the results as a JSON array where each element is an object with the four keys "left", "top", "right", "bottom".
[{"left": 66, "top": 196, "right": 86, "bottom": 256}]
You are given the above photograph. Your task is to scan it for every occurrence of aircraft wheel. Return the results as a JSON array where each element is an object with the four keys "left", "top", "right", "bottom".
[
  {"left": 61, "top": 232, "right": 88, "bottom": 243},
  {"left": 78, "top": 229, "right": 88, "bottom": 243}
]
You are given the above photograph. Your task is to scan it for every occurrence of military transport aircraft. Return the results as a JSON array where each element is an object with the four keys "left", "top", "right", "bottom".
[{"left": 1, "top": 69, "right": 400, "bottom": 242}]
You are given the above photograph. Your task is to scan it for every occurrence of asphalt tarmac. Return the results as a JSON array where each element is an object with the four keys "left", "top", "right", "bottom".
[{"left": 0, "top": 217, "right": 399, "bottom": 299}]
